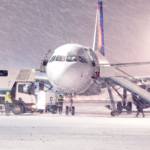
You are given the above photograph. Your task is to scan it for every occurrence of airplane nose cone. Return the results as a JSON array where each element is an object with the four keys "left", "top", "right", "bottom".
[{"left": 47, "top": 62, "right": 93, "bottom": 93}]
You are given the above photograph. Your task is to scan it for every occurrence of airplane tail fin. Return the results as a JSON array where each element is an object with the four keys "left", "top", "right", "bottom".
[{"left": 93, "top": 1, "right": 105, "bottom": 56}]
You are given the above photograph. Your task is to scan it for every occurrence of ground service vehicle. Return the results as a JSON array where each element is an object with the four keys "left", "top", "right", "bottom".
[
  {"left": 36, "top": 90, "right": 57, "bottom": 114},
  {"left": 0, "top": 68, "right": 37, "bottom": 115}
]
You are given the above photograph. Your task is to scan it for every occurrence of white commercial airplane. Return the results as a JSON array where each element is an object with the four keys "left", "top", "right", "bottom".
[{"left": 37, "top": 1, "right": 150, "bottom": 116}]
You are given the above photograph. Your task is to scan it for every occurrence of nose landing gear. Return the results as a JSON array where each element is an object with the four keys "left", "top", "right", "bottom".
[{"left": 65, "top": 95, "right": 75, "bottom": 115}]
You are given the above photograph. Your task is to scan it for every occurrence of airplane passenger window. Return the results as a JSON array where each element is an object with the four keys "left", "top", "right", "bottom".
[
  {"left": 56, "top": 56, "right": 65, "bottom": 61},
  {"left": 66, "top": 56, "right": 77, "bottom": 62},
  {"left": 78, "top": 56, "right": 87, "bottom": 63},
  {"left": 49, "top": 56, "right": 56, "bottom": 62}
]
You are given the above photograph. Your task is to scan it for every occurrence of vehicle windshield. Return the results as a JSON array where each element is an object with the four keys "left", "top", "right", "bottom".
[
  {"left": 66, "top": 56, "right": 77, "bottom": 62},
  {"left": 49, "top": 56, "right": 56, "bottom": 62},
  {"left": 18, "top": 84, "right": 30, "bottom": 94},
  {"left": 56, "top": 56, "right": 65, "bottom": 61},
  {"left": 18, "top": 84, "right": 35, "bottom": 95}
]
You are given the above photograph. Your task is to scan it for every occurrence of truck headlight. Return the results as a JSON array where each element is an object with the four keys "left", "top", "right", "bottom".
[{"left": 31, "top": 105, "right": 36, "bottom": 109}]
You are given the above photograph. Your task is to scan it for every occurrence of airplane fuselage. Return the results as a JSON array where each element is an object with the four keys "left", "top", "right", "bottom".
[{"left": 46, "top": 44, "right": 95, "bottom": 94}]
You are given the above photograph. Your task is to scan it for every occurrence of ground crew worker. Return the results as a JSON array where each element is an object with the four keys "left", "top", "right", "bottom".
[
  {"left": 57, "top": 95, "right": 63, "bottom": 114},
  {"left": 135, "top": 97, "right": 145, "bottom": 117},
  {"left": 5, "top": 92, "right": 13, "bottom": 115},
  {"left": 136, "top": 105, "right": 145, "bottom": 117}
]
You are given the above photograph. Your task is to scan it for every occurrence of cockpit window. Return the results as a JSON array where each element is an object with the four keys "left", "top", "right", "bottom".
[
  {"left": 49, "top": 56, "right": 56, "bottom": 62},
  {"left": 66, "top": 56, "right": 77, "bottom": 62},
  {"left": 56, "top": 56, "right": 65, "bottom": 61},
  {"left": 78, "top": 56, "right": 87, "bottom": 63}
]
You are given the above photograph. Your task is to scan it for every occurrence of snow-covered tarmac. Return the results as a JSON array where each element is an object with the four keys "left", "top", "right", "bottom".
[{"left": 1, "top": 101, "right": 150, "bottom": 150}]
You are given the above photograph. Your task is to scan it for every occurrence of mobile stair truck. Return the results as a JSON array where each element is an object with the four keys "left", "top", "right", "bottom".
[{"left": 0, "top": 68, "right": 37, "bottom": 115}]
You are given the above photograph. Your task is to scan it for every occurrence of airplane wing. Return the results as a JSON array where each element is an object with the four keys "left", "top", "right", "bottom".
[{"left": 99, "top": 61, "right": 150, "bottom": 67}]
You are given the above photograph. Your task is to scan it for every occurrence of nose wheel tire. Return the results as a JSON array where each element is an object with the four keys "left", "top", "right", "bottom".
[
  {"left": 59, "top": 107, "right": 62, "bottom": 114},
  {"left": 65, "top": 106, "right": 75, "bottom": 115},
  {"left": 71, "top": 106, "right": 75, "bottom": 115},
  {"left": 66, "top": 106, "right": 69, "bottom": 115}
]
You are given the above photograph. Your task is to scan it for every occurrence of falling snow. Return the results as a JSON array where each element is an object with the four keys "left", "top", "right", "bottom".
[{"left": 0, "top": 0, "right": 150, "bottom": 76}]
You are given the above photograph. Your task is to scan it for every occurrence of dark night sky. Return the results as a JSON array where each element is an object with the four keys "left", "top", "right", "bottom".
[{"left": 1, "top": 0, "right": 150, "bottom": 76}]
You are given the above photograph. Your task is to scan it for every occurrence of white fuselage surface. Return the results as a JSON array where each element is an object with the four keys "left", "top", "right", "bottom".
[
  {"left": 46, "top": 44, "right": 109, "bottom": 95},
  {"left": 46, "top": 44, "right": 94, "bottom": 94}
]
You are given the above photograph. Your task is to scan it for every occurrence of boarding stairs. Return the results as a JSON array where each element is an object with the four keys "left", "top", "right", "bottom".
[{"left": 108, "top": 67, "right": 150, "bottom": 105}]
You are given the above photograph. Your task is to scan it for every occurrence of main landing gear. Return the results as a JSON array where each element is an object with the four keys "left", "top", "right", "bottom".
[
  {"left": 116, "top": 89, "right": 132, "bottom": 114},
  {"left": 117, "top": 101, "right": 132, "bottom": 114},
  {"left": 65, "top": 95, "right": 75, "bottom": 115},
  {"left": 107, "top": 81, "right": 132, "bottom": 116}
]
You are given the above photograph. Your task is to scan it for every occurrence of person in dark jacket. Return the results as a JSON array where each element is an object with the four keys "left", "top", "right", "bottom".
[{"left": 136, "top": 105, "right": 145, "bottom": 117}]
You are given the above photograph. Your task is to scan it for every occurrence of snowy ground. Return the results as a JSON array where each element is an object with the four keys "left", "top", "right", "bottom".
[{"left": 0, "top": 101, "right": 150, "bottom": 150}]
